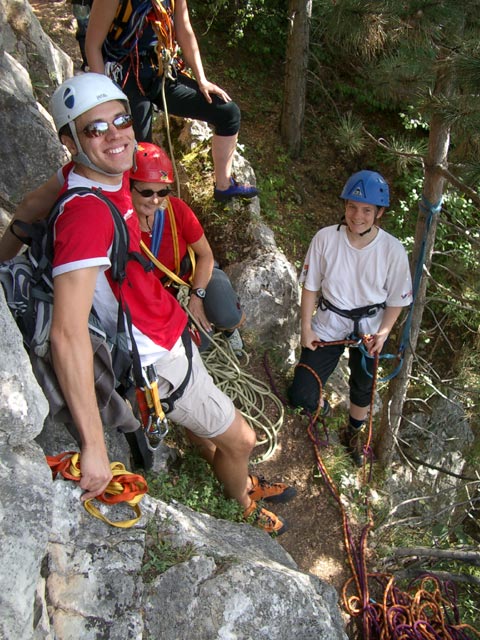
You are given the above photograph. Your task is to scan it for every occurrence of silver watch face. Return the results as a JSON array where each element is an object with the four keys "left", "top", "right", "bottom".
[{"left": 194, "top": 288, "right": 206, "bottom": 299}]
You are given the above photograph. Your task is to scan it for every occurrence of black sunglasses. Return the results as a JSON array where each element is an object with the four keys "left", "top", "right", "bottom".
[
  {"left": 82, "top": 113, "right": 133, "bottom": 138},
  {"left": 133, "top": 185, "right": 172, "bottom": 198}
]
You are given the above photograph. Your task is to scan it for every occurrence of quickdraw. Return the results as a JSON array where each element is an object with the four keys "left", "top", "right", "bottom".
[
  {"left": 46, "top": 452, "right": 148, "bottom": 528},
  {"left": 136, "top": 364, "right": 170, "bottom": 450},
  {"left": 135, "top": 326, "right": 194, "bottom": 450}
]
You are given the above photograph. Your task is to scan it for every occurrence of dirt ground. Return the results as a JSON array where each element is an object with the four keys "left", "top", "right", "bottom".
[{"left": 29, "top": 0, "right": 356, "bottom": 625}]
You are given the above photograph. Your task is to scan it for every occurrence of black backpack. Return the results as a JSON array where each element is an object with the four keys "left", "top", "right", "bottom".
[{"left": 0, "top": 186, "right": 145, "bottom": 392}]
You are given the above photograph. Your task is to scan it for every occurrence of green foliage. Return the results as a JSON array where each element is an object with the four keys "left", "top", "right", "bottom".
[
  {"left": 386, "top": 165, "right": 480, "bottom": 368},
  {"left": 333, "top": 111, "right": 366, "bottom": 157},
  {"left": 191, "top": 0, "right": 287, "bottom": 58},
  {"left": 146, "top": 448, "right": 244, "bottom": 523},
  {"left": 142, "top": 522, "right": 197, "bottom": 581}
]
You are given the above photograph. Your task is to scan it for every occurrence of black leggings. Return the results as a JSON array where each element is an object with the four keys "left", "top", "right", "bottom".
[
  {"left": 288, "top": 344, "right": 375, "bottom": 413},
  {"left": 123, "top": 67, "right": 241, "bottom": 142}
]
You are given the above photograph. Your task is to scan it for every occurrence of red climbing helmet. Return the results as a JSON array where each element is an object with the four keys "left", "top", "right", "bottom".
[{"left": 131, "top": 142, "right": 174, "bottom": 183}]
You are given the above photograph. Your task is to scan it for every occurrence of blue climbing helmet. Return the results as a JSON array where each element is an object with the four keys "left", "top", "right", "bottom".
[{"left": 340, "top": 170, "right": 390, "bottom": 207}]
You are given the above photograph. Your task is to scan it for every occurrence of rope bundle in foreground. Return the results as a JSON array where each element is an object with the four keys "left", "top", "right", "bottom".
[{"left": 46, "top": 451, "right": 148, "bottom": 528}]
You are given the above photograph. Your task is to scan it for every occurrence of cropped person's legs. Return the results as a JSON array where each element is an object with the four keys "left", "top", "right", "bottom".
[
  {"left": 124, "top": 75, "right": 155, "bottom": 142},
  {"left": 288, "top": 343, "right": 344, "bottom": 415},
  {"left": 203, "top": 267, "right": 244, "bottom": 330},
  {"left": 162, "top": 342, "right": 291, "bottom": 532},
  {"left": 339, "top": 347, "right": 376, "bottom": 465},
  {"left": 156, "top": 74, "right": 257, "bottom": 199}
]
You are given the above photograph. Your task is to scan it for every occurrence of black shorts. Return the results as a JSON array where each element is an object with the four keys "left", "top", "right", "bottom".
[{"left": 123, "top": 67, "right": 241, "bottom": 142}]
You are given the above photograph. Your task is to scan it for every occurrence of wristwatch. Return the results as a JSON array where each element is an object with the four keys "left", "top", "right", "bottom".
[{"left": 192, "top": 287, "right": 206, "bottom": 299}]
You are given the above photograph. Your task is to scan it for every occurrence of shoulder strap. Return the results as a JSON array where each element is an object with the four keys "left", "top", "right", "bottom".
[{"left": 109, "top": 0, "right": 134, "bottom": 41}]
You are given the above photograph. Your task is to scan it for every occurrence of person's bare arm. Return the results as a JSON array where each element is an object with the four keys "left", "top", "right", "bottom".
[
  {"left": 300, "top": 287, "right": 320, "bottom": 350},
  {"left": 50, "top": 266, "right": 112, "bottom": 500},
  {"left": 187, "top": 233, "right": 214, "bottom": 332},
  {"left": 0, "top": 173, "right": 61, "bottom": 261},
  {"left": 85, "top": 0, "right": 120, "bottom": 73},
  {"left": 174, "top": 0, "right": 231, "bottom": 104}
]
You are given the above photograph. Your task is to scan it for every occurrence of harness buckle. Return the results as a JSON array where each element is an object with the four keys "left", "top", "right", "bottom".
[{"left": 347, "top": 333, "right": 363, "bottom": 347}]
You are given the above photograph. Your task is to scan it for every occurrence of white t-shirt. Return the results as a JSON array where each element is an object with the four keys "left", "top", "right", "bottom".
[{"left": 300, "top": 224, "right": 413, "bottom": 341}]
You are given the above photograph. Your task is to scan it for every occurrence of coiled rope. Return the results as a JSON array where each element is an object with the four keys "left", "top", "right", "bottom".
[
  {"left": 46, "top": 451, "right": 148, "bottom": 528},
  {"left": 293, "top": 337, "right": 479, "bottom": 639},
  {"left": 176, "top": 286, "right": 284, "bottom": 463}
]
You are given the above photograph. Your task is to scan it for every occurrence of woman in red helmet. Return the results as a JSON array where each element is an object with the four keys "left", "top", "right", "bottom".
[{"left": 130, "top": 142, "right": 245, "bottom": 354}]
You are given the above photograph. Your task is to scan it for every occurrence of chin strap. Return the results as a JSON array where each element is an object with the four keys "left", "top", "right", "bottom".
[{"left": 359, "top": 227, "right": 373, "bottom": 237}]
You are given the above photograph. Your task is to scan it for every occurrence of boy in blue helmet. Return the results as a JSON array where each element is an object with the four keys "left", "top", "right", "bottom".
[{"left": 288, "top": 170, "right": 413, "bottom": 465}]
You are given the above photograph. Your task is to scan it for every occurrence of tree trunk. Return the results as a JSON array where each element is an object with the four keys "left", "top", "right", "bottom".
[
  {"left": 375, "top": 66, "right": 453, "bottom": 468},
  {"left": 280, "top": 0, "right": 312, "bottom": 157}
]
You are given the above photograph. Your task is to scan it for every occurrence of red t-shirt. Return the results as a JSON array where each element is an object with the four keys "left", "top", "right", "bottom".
[
  {"left": 140, "top": 196, "right": 203, "bottom": 281},
  {"left": 52, "top": 167, "right": 187, "bottom": 364}
]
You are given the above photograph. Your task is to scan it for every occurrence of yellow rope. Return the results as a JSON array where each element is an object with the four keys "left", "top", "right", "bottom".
[
  {"left": 176, "top": 286, "right": 284, "bottom": 463},
  {"left": 46, "top": 452, "right": 148, "bottom": 528}
]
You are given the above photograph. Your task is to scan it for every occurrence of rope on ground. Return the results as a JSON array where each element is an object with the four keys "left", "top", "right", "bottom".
[
  {"left": 202, "top": 332, "right": 284, "bottom": 463},
  {"left": 176, "top": 286, "right": 284, "bottom": 463},
  {"left": 46, "top": 451, "right": 148, "bottom": 528},
  {"left": 293, "top": 338, "right": 479, "bottom": 639}
]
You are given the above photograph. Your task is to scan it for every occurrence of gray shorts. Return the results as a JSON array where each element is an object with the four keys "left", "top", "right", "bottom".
[{"left": 153, "top": 337, "right": 235, "bottom": 439}]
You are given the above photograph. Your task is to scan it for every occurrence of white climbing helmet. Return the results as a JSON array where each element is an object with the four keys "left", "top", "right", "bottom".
[
  {"left": 50, "top": 73, "right": 129, "bottom": 132},
  {"left": 50, "top": 73, "right": 132, "bottom": 176}
]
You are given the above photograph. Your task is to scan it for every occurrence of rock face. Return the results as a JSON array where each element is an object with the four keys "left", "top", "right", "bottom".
[
  {"left": 0, "top": 0, "right": 71, "bottom": 210},
  {"left": 386, "top": 395, "right": 475, "bottom": 523},
  {"left": 0, "top": 295, "right": 347, "bottom": 640}
]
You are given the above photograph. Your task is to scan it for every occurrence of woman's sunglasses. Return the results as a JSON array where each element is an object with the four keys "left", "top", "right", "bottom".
[
  {"left": 82, "top": 113, "right": 134, "bottom": 138},
  {"left": 133, "top": 185, "right": 172, "bottom": 198}
]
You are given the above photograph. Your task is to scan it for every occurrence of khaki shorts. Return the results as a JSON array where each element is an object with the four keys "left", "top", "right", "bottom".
[{"left": 153, "top": 338, "right": 235, "bottom": 439}]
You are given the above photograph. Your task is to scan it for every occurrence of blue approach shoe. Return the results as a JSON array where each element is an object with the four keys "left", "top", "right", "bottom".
[{"left": 214, "top": 177, "right": 259, "bottom": 202}]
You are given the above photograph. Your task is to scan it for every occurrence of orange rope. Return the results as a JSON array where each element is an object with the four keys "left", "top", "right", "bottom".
[
  {"left": 300, "top": 338, "right": 479, "bottom": 639},
  {"left": 46, "top": 451, "right": 148, "bottom": 528}
]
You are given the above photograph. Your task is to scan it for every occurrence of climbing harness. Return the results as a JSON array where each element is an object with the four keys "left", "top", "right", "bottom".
[
  {"left": 319, "top": 296, "right": 386, "bottom": 339},
  {"left": 140, "top": 199, "right": 196, "bottom": 287},
  {"left": 46, "top": 452, "right": 148, "bottom": 528},
  {"left": 104, "top": 0, "right": 183, "bottom": 195},
  {"left": 317, "top": 296, "right": 403, "bottom": 383}
]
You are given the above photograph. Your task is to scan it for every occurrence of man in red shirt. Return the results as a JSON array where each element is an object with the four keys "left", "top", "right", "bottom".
[{"left": 44, "top": 73, "right": 294, "bottom": 534}]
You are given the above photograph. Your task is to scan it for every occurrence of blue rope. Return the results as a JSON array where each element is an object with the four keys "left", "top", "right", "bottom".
[
  {"left": 398, "top": 195, "right": 442, "bottom": 356},
  {"left": 359, "top": 194, "right": 442, "bottom": 382},
  {"left": 149, "top": 208, "right": 165, "bottom": 262}
]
